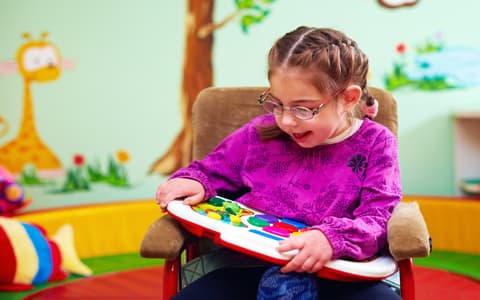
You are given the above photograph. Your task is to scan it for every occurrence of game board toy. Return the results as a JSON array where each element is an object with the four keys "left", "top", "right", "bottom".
[{"left": 167, "top": 196, "right": 398, "bottom": 281}]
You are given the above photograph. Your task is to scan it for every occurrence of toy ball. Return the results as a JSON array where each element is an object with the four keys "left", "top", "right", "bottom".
[{"left": 0, "top": 166, "right": 31, "bottom": 215}]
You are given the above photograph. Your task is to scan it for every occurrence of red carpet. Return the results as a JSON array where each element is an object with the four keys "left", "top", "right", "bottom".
[
  {"left": 414, "top": 266, "right": 480, "bottom": 300},
  {"left": 23, "top": 266, "right": 479, "bottom": 300},
  {"left": 24, "top": 266, "right": 164, "bottom": 300}
]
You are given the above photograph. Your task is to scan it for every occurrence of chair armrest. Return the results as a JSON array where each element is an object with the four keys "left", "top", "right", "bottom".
[
  {"left": 140, "top": 214, "right": 189, "bottom": 260},
  {"left": 387, "top": 201, "right": 431, "bottom": 261}
]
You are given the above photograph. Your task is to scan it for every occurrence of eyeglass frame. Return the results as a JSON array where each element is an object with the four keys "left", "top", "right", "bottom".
[{"left": 257, "top": 88, "right": 333, "bottom": 120}]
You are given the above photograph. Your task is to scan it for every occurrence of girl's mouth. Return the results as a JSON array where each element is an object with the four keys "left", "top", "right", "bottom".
[{"left": 292, "top": 131, "right": 311, "bottom": 141}]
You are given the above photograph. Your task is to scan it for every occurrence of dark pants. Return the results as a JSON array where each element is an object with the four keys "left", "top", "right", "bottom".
[{"left": 172, "top": 266, "right": 402, "bottom": 300}]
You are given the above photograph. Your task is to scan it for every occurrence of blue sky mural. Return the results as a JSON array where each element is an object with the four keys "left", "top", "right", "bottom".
[
  {"left": 385, "top": 34, "right": 480, "bottom": 91},
  {"left": 410, "top": 46, "right": 480, "bottom": 88}
]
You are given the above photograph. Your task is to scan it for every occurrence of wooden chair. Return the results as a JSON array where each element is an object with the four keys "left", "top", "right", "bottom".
[{"left": 141, "top": 86, "right": 430, "bottom": 300}]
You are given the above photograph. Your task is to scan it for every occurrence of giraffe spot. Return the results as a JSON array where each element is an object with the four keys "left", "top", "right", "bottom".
[
  {"left": 18, "top": 145, "right": 31, "bottom": 153},
  {"left": 20, "top": 132, "right": 32, "bottom": 139}
]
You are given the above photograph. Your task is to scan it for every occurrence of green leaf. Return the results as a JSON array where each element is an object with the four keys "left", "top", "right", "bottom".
[{"left": 236, "top": 0, "right": 255, "bottom": 9}]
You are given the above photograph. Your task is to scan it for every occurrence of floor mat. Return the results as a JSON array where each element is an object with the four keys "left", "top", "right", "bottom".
[
  {"left": 22, "top": 266, "right": 480, "bottom": 300},
  {"left": 23, "top": 266, "right": 163, "bottom": 300},
  {"left": 414, "top": 266, "right": 480, "bottom": 300}
]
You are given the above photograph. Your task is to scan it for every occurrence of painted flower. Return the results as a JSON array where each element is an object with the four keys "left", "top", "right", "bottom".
[
  {"left": 73, "top": 154, "right": 85, "bottom": 167},
  {"left": 396, "top": 43, "right": 406, "bottom": 54},
  {"left": 116, "top": 150, "right": 130, "bottom": 164}
]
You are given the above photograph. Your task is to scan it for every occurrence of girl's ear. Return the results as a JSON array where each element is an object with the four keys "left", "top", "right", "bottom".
[
  {"left": 337, "top": 85, "right": 361, "bottom": 114},
  {"left": 342, "top": 85, "right": 362, "bottom": 104}
]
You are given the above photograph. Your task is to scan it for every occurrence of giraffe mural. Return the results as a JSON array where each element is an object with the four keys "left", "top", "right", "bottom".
[{"left": 0, "top": 32, "right": 66, "bottom": 177}]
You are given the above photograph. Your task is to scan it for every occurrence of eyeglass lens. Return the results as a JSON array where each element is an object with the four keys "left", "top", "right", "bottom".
[{"left": 261, "top": 95, "right": 315, "bottom": 120}]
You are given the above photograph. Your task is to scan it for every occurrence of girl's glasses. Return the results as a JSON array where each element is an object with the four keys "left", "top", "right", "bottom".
[{"left": 257, "top": 90, "right": 327, "bottom": 120}]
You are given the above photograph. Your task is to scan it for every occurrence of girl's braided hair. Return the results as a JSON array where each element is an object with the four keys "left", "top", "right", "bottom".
[{"left": 259, "top": 26, "right": 375, "bottom": 139}]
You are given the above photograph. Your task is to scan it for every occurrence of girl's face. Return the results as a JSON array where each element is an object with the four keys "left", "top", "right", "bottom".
[{"left": 269, "top": 69, "right": 350, "bottom": 148}]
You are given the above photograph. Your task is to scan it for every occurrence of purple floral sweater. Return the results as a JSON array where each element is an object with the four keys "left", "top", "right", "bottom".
[{"left": 171, "top": 114, "right": 402, "bottom": 260}]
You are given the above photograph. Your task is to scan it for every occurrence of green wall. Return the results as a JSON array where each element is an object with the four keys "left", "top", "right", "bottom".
[{"left": 1, "top": 0, "right": 479, "bottom": 210}]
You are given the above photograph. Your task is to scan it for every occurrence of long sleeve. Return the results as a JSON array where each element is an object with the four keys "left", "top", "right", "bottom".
[
  {"left": 169, "top": 118, "right": 261, "bottom": 200},
  {"left": 312, "top": 130, "right": 401, "bottom": 260}
]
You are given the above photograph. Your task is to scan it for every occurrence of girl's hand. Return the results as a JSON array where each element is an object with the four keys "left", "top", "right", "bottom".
[
  {"left": 155, "top": 178, "right": 205, "bottom": 212},
  {"left": 276, "top": 229, "right": 333, "bottom": 274}
]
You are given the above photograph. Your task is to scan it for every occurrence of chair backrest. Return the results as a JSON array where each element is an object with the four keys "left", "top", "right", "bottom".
[{"left": 192, "top": 86, "right": 398, "bottom": 161}]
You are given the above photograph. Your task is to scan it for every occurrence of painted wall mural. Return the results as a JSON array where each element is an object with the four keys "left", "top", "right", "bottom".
[
  {"left": 55, "top": 151, "right": 131, "bottom": 193},
  {"left": 0, "top": 32, "right": 66, "bottom": 177},
  {"left": 378, "top": 0, "right": 419, "bottom": 9},
  {"left": 1, "top": 0, "right": 476, "bottom": 202},
  {"left": 385, "top": 33, "right": 480, "bottom": 91},
  {"left": 149, "top": 0, "right": 278, "bottom": 176},
  {"left": 0, "top": 33, "right": 133, "bottom": 197}
]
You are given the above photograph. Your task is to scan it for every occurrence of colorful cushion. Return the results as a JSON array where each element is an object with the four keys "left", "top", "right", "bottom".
[{"left": 0, "top": 217, "right": 92, "bottom": 291}]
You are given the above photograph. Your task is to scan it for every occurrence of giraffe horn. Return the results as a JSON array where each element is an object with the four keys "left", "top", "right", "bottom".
[{"left": 21, "top": 32, "right": 31, "bottom": 40}]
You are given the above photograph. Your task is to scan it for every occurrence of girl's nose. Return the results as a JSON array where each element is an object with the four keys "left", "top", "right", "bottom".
[{"left": 279, "top": 110, "right": 297, "bottom": 126}]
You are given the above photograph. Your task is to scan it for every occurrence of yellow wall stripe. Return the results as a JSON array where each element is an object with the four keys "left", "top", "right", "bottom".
[
  {"left": 15, "top": 200, "right": 162, "bottom": 258},
  {"left": 404, "top": 195, "right": 480, "bottom": 254}
]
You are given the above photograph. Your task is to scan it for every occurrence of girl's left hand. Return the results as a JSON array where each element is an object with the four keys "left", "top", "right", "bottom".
[{"left": 276, "top": 229, "right": 333, "bottom": 274}]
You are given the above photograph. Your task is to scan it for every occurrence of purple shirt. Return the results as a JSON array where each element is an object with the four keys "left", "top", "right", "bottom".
[{"left": 171, "top": 114, "right": 402, "bottom": 260}]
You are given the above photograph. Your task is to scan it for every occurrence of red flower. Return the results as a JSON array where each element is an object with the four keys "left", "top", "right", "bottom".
[
  {"left": 73, "top": 154, "right": 85, "bottom": 166},
  {"left": 396, "top": 43, "right": 406, "bottom": 54}
]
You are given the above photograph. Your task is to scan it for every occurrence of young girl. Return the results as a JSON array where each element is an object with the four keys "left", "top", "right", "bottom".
[{"left": 156, "top": 26, "right": 402, "bottom": 300}]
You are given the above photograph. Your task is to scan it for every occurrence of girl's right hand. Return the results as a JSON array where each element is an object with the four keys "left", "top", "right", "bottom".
[
  {"left": 155, "top": 178, "right": 206, "bottom": 212},
  {"left": 276, "top": 229, "right": 333, "bottom": 274}
]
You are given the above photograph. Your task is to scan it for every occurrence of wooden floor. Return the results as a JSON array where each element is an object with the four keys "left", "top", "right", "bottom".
[{"left": 23, "top": 266, "right": 479, "bottom": 300}]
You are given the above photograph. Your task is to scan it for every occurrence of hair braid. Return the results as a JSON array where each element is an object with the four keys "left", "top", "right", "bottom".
[{"left": 260, "top": 26, "right": 374, "bottom": 139}]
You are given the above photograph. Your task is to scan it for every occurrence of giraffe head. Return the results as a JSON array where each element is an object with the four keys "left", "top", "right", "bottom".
[{"left": 16, "top": 32, "right": 61, "bottom": 83}]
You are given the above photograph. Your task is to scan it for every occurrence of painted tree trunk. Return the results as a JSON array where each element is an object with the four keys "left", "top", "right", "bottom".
[{"left": 149, "top": 0, "right": 214, "bottom": 175}]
